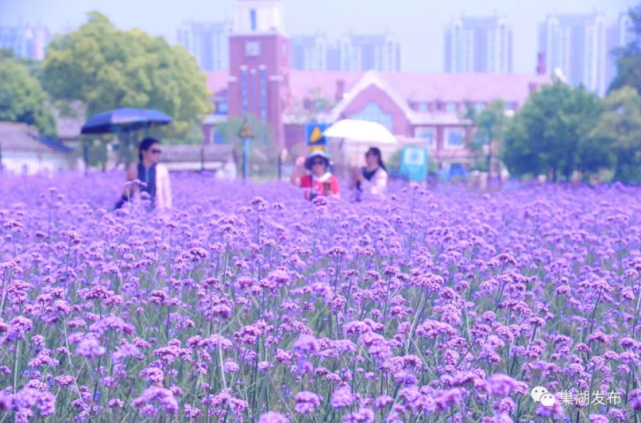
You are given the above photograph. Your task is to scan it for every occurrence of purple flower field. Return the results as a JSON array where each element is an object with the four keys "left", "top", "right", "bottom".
[{"left": 2, "top": 172, "right": 641, "bottom": 422}]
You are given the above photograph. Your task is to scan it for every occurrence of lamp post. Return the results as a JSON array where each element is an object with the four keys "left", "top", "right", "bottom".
[
  {"left": 238, "top": 116, "right": 255, "bottom": 181},
  {"left": 243, "top": 137, "right": 250, "bottom": 179}
]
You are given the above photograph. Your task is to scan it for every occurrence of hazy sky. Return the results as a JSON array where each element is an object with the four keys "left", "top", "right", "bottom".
[{"left": 1, "top": 0, "right": 637, "bottom": 72}]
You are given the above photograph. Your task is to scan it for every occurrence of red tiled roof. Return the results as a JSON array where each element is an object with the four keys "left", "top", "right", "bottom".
[
  {"left": 206, "top": 70, "right": 552, "bottom": 105},
  {"left": 289, "top": 71, "right": 365, "bottom": 101},
  {"left": 378, "top": 72, "right": 551, "bottom": 103}
]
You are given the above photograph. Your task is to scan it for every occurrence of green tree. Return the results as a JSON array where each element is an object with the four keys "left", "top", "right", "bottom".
[
  {"left": 85, "top": 138, "right": 111, "bottom": 170},
  {"left": 464, "top": 99, "right": 509, "bottom": 173},
  {"left": 162, "top": 120, "right": 205, "bottom": 145},
  {"left": 0, "top": 49, "right": 13, "bottom": 60},
  {"left": 503, "top": 80, "right": 602, "bottom": 181},
  {"left": 0, "top": 48, "right": 42, "bottom": 81},
  {"left": 42, "top": 12, "right": 212, "bottom": 143},
  {"left": 609, "top": 4, "right": 641, "bottom": 94},
  {"left": 386, "top": 148, "right": 403, "bottom": 174},
  {"left": 0, "top": 54, "right": 56, "bottom": 136},
  {"left": 589, "top": 86, "right": 641, "bottom": 183}
]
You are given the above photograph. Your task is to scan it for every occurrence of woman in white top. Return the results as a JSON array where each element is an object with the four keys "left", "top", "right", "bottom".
[
  {"left": 349, "top": 147, "right": 388, "bottom": 201},
  {"left": 114, "top": 138, "right": 172, "bottom": 211}
]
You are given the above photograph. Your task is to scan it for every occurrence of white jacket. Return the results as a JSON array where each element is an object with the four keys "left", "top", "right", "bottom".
[
  {"left": 126, "top": 163, "right": 172, "bottom": 210},
  {"left": 155, "top": 163, "right": 172, "bottom": 210},
  {"left": 359, "top": 167, "right": 388, "bottom": 199}
]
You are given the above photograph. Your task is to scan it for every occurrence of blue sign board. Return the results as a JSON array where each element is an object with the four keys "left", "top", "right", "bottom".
[
  {"left": 305, "top": 123, "right": 329, "bottom": 153},
  {"left": 399, "top": 146, "right": 428, "bottom": 182}
]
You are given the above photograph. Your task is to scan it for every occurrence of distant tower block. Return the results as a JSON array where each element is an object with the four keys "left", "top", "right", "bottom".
[{"left": 233, "top": 0, "right": 285, "bottom": 34}]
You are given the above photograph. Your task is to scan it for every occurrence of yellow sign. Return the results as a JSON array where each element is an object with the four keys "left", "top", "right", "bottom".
[
  {"left": 309, "top": 126, "right": 323, "bottom": 143},
  {"left": 239, "top": 119, "right": 254, "bottom": 139}
]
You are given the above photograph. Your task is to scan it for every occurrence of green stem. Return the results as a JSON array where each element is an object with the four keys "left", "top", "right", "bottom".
[{"left": 13, "top": 341, "right": 20, "bottom": 394}]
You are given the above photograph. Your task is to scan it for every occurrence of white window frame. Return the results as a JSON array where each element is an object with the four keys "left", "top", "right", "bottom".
[
  {"left": 414, "top": 127, "right": 436, "bottom": 148},
  {"left": 444, "top": 128, "right": 465, "bottom": 150},
  {"left": 245, "top": 41, "right": 261, "bottom": 57}
]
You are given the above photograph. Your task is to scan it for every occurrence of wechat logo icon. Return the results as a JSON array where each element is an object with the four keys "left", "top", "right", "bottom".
[{"left": 531, "top": 386, "right": 556, "bottom": 407}]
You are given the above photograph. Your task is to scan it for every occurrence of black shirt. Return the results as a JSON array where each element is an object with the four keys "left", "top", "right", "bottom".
[
  {"left": 138, "top": 163, "right": 157, "bottom": 201},
  {"left": 114, "top": 163, "right": 157, "bottom": 210},
  {"left": 356, "top": 167, "right": 378, "bottom": 191}
]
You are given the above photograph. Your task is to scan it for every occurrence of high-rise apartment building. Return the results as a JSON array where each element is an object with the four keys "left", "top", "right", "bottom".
[
  {"left": 539, "top": 13, "right": 620, "bottom": 96},
  {"left": 606, "top": 12, "right": 638, "bottom": 89},
  {"left": 338, "top": 33, "right": 400, "bottom": 71},
  {"left": 290, "top": 34, "right": 328, "bottom": 70},
  {"left": 444, "top": 16, "right": 513, "bottom": 73},
  {"left": 177, "top": 21, "right": 231, "bottom": 71},
  {"left": 0, "top": 24, "right": 51, "bottom": 60},
  {"left": 290, "top": 32, "right": 400, "bottom": 71}
]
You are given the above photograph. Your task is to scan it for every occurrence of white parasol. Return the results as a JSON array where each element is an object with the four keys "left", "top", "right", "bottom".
[
  {"left": 323, "top": 119, "right": 397, "bottom": 168},
  {"left": 323, "top": 119, "right": 397, "bottom": 143}
]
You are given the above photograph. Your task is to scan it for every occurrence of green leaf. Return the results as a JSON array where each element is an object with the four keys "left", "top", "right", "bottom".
[
  {"left": 0, "top": 55, "right": 57, "bottom": 136},
  {"left": 42, "top": 11, "right": 213, "bottom": 144},
  {"left": 503, "top": 80, "right": 603, "bottom": 181}
]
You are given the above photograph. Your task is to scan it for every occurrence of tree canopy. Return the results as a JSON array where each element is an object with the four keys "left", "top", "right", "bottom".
[
  {"left": 589, "top": 86, "right": 641, "bottom": 183},
  {"left": 608, "top": 4, "right": 641, "bottom": 94},
  {"left": 42, "top": 12, "right": 212, "bottom": 140},
  {"left": 500, "top": 2, "right": 641, "bottom": 184},
  {"left": 502, "top": 80, "right": 602, "bottom": 181},
  {"left": 464, "top": 99, "right": 509, "bottom": 172},
  {"left": 0, "top": 51, "right": 56, "bottom": 136}
]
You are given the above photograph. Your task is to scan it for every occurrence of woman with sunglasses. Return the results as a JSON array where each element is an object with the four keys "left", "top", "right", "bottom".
[
  {"left": 290, "top": 150, "right": 340, "bottom": 200},
  {"left": 349, "top": 147, "right": 388, "bottom": 201},
  {"left": 114, "top": 138, "right": 172, "bottom": 210}
]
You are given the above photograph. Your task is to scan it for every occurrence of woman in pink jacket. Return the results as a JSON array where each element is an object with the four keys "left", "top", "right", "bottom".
[{"left": 115, "top": 138, "right": 172, "bottom": 211}]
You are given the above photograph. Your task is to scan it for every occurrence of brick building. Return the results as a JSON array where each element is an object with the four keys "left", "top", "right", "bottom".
[{"left": 203, "top": 0, "right": 552, "bottom": 169}]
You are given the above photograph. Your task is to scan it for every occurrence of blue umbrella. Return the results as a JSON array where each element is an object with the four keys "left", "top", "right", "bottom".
[{"left": 81, "top": 108, "right": 172, "bottom": 135}]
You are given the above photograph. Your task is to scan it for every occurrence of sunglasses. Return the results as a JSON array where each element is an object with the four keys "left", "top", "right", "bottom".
[
  {"left": 150, "top": 149, "right": 162, "bottom": 155},
  {"left": 311, "top": 160, "right": 325, "bottom": 166}
]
